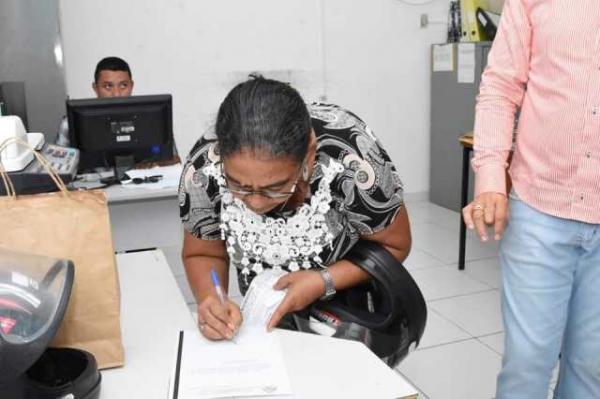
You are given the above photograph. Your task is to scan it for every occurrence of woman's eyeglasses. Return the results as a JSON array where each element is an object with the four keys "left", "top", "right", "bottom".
[{"left": 219, "top": 162, "right": 303, "bottom": 199}]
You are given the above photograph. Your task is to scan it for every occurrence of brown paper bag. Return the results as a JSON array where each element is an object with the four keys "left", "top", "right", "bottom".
[{"left": 0, "top": 138, "right": 124, "bottom": 368}]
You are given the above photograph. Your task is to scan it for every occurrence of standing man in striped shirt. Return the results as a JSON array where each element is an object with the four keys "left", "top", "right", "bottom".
[{"left": 463, "top": 1, "right": 600, "bottom": 398}]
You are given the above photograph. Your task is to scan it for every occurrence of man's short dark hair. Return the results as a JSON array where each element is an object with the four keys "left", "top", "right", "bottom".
[{"left": 94, "top": 57, "right": 132, "bottom": 82}]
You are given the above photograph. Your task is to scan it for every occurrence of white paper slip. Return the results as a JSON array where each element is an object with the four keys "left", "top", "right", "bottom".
[
  {"left": 240, "top": 268, "right": 288, "bottom": 327},
  {"left": 433, "top": 43, "right": 454, "bottom": 72},
  {"left": 170, "top": 327, "right": 292, "bottom": 399},
  {"left": 458, "top": 43, "right": 476, "bottom": 83},
  {"left": 121, "top": 163, "right": 183, "bottom": 190}
]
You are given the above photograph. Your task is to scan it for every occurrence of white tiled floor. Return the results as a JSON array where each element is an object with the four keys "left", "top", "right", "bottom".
[
  {"left": 169, "top": 199, "right": 558, "bottom": 399},
  {"left": 395, "top": 199, "right": 557, "bottom": 399},
  {"left": 429, "top": 290, "right": 503, "bottom": 337},
  {"left": 394, "top": 199, "right": 506, "bottom": 399}
]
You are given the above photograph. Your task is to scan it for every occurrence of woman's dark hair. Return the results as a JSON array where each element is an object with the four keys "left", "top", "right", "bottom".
[{"left": 215, "top": 75, "right": 311, "bottom": 162}]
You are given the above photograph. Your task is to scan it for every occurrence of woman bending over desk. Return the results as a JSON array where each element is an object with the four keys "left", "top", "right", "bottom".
[{"left": 178, "top": 75, "right": 413, "bottom": 346}]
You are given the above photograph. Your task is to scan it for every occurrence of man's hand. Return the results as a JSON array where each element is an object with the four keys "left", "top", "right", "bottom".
[
  {"left": 197, "top": 294, "right": 242, "bottom": 341},
  {"left": 462, "top": 192, "right": 509, "bottom": 242},
  {"left": 267, "top": 270, "right": 326, "bottom": 331}
]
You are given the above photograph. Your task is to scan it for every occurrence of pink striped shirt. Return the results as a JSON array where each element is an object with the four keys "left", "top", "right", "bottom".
[{"left": 472, "top": 0, "right": 600, "bottom": 223}]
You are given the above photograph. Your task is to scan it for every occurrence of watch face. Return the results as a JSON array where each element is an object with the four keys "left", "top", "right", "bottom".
[
  {"left": 325, "top": 284, "right": 336, "bottom": 297},
  {"left": 319, "top": 269, "right": 336, "bottom": 300}
]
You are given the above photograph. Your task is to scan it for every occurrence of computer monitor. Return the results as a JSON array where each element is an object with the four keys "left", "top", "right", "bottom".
[{"left": 66, "top": 94, "right": 174, "bottom": 173}]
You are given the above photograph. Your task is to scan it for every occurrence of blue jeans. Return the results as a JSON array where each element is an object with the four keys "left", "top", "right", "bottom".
[{"left": 496, "top": 193, "right": 600, "bottom": 399}]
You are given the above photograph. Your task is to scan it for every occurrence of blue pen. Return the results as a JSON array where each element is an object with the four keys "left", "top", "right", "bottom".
[{"left": 210, "top": 268, "right": 237, "bottom": 343}]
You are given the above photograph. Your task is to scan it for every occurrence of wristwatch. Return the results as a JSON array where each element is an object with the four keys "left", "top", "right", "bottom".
[{"left": 319, "top": 268, "right": 336, "bottom": 301}]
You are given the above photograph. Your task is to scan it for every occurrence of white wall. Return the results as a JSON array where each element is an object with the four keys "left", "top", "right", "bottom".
[{"left": 59, "top": 0, "right": 450, "bottom": 194}]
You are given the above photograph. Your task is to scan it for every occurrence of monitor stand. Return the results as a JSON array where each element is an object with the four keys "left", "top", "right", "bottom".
[{"left": 114, "top": 154, "right": 135, "bottom": 181}]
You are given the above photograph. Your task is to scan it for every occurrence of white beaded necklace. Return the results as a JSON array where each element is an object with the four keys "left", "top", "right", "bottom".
[{"left": 203, "top": 158, "right": 344, "bottom": 277}]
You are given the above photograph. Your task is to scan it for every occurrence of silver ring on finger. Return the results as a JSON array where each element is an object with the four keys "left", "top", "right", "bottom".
[{"left": 473, "top": 203, "right": 485, "bottom": 212}]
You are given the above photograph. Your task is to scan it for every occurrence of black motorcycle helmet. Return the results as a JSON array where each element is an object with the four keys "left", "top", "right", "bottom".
[
  {"left": 291, "top": 240, "right": 427, "bottom": 368},
  {"left": 0, "top": 250, "right": 74, "bottom": 386},
  {"left": 24, "top": 347, "right": 101, "bottom": 399},
  {"left": 0, "top": 249, "right": 101, "bottom": 399}
]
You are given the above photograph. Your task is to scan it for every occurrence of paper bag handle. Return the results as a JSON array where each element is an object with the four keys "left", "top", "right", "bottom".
[{"left": 0, "top": 137, "right": 69, "bottom": 198}]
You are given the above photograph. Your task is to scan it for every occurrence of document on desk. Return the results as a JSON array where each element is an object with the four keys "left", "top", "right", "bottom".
[
  {"left": 122, "top": 164, "right": 183, "bottom": 190},
  {"left": 170, "top": 327, "right": 292, "bottom": 399}
]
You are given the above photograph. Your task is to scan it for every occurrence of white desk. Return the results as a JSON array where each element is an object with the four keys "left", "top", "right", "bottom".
[
  {"left": 104, "top": 185, "right": 182, "bottom": 252},
  {"left": 104, "top": 250, "right": 419, "bottom": 399},
  {"left": 263, "top": 330, "right": 419, "bottom": 399},
  {"left": 102, "top": 250, "right": 196, "bottom": 398}
]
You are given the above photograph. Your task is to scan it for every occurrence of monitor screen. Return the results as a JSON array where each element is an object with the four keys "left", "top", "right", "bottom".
[{"left": 66, "top": 94, "right": 174, "bottom": 172}]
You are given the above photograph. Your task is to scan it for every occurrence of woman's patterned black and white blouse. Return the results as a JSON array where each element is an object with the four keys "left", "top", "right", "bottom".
[{"left": 178, "top": 103, "right": 404, "bottom": 292}]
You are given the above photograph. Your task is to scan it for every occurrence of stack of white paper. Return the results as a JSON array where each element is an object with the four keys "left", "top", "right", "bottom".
[
  {"left": 170, "top": 326, "right": 292, "bottom": 399},
  {"left": 121, "top": 164, "right": 182, "bottom": 190}
]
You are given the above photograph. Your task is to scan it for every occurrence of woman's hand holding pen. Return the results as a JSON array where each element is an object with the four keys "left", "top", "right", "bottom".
[{"left": 197, "top": 294, "right": 242, "bottom": 341}]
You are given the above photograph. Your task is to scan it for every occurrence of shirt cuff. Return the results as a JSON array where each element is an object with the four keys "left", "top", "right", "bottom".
[{"left": 474, "top": 163, "right": 507, "bottom": 197}]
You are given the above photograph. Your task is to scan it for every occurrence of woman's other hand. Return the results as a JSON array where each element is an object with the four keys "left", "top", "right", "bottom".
[{"left": 267, "top": 270, "right": 325, "bottom": 331}]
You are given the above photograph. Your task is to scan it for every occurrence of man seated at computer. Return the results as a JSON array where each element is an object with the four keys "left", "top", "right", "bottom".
[
  {"left": 56, "top": 56, "right": 134, "bottom": 146},
  {"left": 91, "top": 56, "right": 134, "bottom": 98}
]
